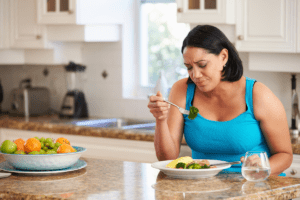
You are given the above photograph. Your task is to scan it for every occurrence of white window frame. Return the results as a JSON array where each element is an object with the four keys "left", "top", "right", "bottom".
[{"left": 123, "top": 0, "right": 178, "bottom": 100}]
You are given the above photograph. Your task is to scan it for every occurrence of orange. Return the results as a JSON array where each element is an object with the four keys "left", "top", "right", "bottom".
[
  {"left": 57, "top": 144, "right": 75, "bottom": 154},
  {"left": 56, "top": 137, "right": 70, "bottom": 145},
  {"left": 14, "top": 138, "right": 25, "bottom": 151},
  {"left": 24, "top": 138, "right": 41, "bottom": 153}
]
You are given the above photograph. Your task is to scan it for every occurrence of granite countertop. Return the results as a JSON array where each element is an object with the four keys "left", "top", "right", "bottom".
[
  {"left": 0, "top": 114, "right": 156, "bottom": 142},
  {"left": 0, "top": 155, "right": 300, "bottom": 200},
  {"left": 1, "top": 114, "right": 300, "bottom": 152}
]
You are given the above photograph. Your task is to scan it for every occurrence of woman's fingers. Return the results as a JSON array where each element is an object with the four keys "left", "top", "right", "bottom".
[
  {"left": 244, "top": 154, "right": 262, "bottom": 167},
  {"left": 240, "top": 156, "right": 245, "bottom": 163},
  {"left": 148, "top": 91, "right": 169, "bottom": 121}
]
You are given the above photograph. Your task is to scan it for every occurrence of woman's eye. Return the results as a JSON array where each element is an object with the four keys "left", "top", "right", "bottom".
[{"left": 198, "top": 64, "right": 206, "bottom": 68}]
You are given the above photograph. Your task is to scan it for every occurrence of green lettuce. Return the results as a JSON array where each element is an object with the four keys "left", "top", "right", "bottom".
[{"left": 188, "top": 106, "right": 199, "bottom": 120}]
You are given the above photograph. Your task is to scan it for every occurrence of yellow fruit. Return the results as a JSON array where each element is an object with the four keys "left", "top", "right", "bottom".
[
  {"left": 57, "top": 144, "right": 75, "bottom": 153},
  {"left": 24, "top": 138, "right": 41, "bottom": 153},
  {"left": 166, "top": 156, "right": 193, "bottom": 168}
]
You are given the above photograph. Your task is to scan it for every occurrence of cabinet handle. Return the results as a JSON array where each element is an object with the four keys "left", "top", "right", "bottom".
[
  {"left": 291, "top": 169, "right": 297, "bottom": 175},
  {"left": 177, "top": 8, "right": 183, "bottom": 13},
  {"left": 237, "top": 35, "right": 244, "bottom": 40},
  {"left": 36, "top": 35, "right": 42, "bottom": 40},
  {"left": 68, "top": 10, "right": 74, "bottom": 14}
]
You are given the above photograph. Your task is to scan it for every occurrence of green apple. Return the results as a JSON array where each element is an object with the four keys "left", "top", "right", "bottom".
[
  {"left": 1, "top": 140, "right": 17, "bottom": 154},
  {"left": 14, "top": 150, "right": 26, "bottom": 154}
]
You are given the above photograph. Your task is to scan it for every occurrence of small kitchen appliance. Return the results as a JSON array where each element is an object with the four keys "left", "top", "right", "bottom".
[
  {"left": 291, "top": 74, "right": 299, "bottom": 135},
  {"left": 60, "top": 61, "right": 88, "bottom": 119},
  {"left": 10, "top": 79, "right": 50, "bottom": 116}
]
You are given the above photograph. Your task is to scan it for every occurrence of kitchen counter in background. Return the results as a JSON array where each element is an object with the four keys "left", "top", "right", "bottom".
[
  {"left": 1, "top": 114, "right": 300, "bottom": 154},
  {"left": 0, "top": 114, "right": 158, "bottom": 143},
  {"left": 0, "top": 155, "right": 300, "bottom": 200}
]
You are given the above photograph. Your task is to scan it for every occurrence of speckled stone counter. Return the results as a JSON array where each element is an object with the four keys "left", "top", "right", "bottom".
[
  {"left": 0, "top": 156, "right": 300, "bottom": 200},
  {"left": 0, "top": 115, "right": 155, "bottom": 142},
  {"left": 1, "top": 115, "right": 300, "bottom": 152}
]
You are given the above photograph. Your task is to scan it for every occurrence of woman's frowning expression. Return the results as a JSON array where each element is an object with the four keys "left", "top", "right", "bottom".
[{"left": 183, "top": 47, "right": 228, "bottom": 92}]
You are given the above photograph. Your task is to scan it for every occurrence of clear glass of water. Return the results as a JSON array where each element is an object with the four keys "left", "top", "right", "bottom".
[{"left": 241, "top": 151, "right": 271, "bottom": 182}]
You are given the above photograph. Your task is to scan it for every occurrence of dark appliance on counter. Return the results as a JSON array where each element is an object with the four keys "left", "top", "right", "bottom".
[
  {"left": 0, "top": 79, "right": 3, "bottom": 114},
  {"left": 291, "top": 74, "right": 299, "bottom": 134},
  {"left": 60, "top": 61, "right": 88, "bottom": 119},
  {"left": 10, "top": 79, "right": 50, "bottom": 116}
]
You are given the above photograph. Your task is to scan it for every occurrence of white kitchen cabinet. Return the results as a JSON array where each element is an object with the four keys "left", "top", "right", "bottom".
[
  {"left": 284, "top": 154, "right": 300, "bottom": 200},
  {"left": 0, "top": 128, "right": 191, "bottom": 163},
  {"left": 298, "top": 0, "right": 300, "bottom": 53},
  {"left": 37, "top": 0, "right": 129, "bottom": 25},
  {"left": 176, "top": 0, "right": 235, "bottom": 24},
  {"left": 0, "top": 0, "right": 10, "bottom": 49},
  {"left": 10, "top": 0, "right": 49, "bottom": 49},
  {"left": 37, "top": 0, "right": 76, "bottom": 24},
  {"left": 235, "top": 0, "right": 297, "bottom": 53}
]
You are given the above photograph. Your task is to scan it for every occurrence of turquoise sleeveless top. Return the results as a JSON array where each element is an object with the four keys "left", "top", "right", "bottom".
[{"left": 183, "top": 77, "right": 272, "bottom": 173}]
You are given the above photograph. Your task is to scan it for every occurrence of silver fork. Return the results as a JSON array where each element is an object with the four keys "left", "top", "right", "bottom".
[{"left": 148, "top": 94, "right": 190, "bottom": 115}]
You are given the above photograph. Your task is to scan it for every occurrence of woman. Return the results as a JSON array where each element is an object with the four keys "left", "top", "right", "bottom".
[{"left": 148, "top": 25, "right": 292, "bottom": 175}]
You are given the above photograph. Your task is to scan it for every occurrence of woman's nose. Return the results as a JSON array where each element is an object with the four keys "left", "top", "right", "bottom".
[{"left": 192, "top": 68, "right": 203, "bottom": 78}]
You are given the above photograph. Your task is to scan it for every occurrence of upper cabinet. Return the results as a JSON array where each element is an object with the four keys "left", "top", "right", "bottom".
[
  {"left": 235, "top": 0, "right": 297, "bottom": 53},
  {"left": 0, "top": 0, "right": 10, "bottom": 49},
  {"left": 37, "top": 0, "right": 78, "bottom": 24},
  {"left": 298, "top": 0, "right": 300, "bottom": 53},
  {"left": 10, "top": 0, "right": 49, "bottom": 49},
  {"left": 37, "top": 0, "right": 129, "bottom": 25},
  {"left": 176, "top": 0, "right": 236, "bottom": 24}
]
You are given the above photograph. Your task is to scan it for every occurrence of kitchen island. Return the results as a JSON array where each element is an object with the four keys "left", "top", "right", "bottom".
[{"left": 0, "top": 155, "right": 300, "bottom": 200}]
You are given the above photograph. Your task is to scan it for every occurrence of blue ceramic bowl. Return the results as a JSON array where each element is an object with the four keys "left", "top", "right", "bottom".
[{"left": 0, "top": 146, "right": 86, "bottom": 171}]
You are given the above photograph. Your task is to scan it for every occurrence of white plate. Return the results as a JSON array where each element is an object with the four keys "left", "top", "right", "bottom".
[
  {"left": 151, "top": 159, "right": 231, "bottom": 179},
  {"left": 0, "top": 159, "right": 87, "bottom": 176},
  {"left": 0, "top": 172, "right": 11, "bottom": 178}
]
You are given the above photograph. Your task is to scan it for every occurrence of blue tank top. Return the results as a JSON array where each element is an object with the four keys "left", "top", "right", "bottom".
[{"left": 183, "top": 77, "right": 271, "bottom": 173}]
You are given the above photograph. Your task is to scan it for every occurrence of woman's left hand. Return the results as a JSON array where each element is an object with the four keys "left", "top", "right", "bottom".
[{"left": 240, "top": 154, "right": 262, "bottom": 167}]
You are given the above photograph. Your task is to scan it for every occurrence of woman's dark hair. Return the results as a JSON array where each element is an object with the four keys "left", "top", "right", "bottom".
[{"left": 182, "top": 25, "right": 243, "bottom": 83}]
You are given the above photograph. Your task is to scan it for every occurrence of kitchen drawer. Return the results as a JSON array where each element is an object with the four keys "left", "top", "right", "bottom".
[{"left": 284, "top": 154, "right": 300, "bottom": 178}]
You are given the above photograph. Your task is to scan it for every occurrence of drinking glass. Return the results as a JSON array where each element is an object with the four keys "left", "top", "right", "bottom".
[{"left": 241, "top": 151, "right": 271, "bottom": 182}]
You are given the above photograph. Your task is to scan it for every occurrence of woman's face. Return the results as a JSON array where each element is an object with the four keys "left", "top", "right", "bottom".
[{"left": 183, "top": 46, "right": 228, "bottom": 92}]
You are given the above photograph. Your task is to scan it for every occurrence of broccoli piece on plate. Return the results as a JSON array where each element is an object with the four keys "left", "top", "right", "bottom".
[{"left": 175, "top": 162, "right": 187, "bottom": 169}]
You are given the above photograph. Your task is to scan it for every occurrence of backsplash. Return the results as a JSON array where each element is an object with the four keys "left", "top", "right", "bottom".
[{"left": 0, "top": 42, "right": 297, "bottom": 126}]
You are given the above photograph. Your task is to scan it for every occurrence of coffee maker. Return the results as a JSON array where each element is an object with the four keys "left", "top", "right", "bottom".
[{"left": 60, "top": 62, "right": 88, "bottom": 119}]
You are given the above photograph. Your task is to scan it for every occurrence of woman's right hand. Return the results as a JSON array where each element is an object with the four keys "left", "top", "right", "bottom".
[{"left": 148, "top": 91, "right": 170, "bottom": 121}]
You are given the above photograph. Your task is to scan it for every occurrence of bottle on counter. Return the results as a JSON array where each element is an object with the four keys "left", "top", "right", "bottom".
[
  {"left": 291, "top": 74, "right": 299, "bottom": 135},
  {"left": 154, "top": 70, "right": 169, "bottom": 99}
]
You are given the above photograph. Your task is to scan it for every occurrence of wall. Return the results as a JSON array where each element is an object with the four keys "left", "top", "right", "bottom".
[{"left": 0, "top": 43, "right": 296, "bottom": 127}]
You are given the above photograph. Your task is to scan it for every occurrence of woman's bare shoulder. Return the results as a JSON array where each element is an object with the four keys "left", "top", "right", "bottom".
[
  {"left": 169, "top": 78, "right": 189, "bottom": 107},
  {"left": 252, "top": 81, "right": 285, "bottom": 121}
]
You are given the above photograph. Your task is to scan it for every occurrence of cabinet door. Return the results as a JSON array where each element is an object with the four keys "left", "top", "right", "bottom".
[
  {"left": 37, "top": 0, "right": 77, "bottom": 24},
  {"left": 0, "top": 0, "right": 10, "bottom": 49},
  {"left": 297, "top": 0, "right": 300, "bottom": 52},
  {"left": 10, "top": 0, "right": 47, "bottom": 49},
  {"left": 176, "top": 0, "right": 235, "bottom": 24},
  {"left": 235, "top": 0, "right": 297, "bottom": 53}
]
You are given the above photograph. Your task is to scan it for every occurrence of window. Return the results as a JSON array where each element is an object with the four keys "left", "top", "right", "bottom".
[{"left": 139, "top": 0, "right": 190, "bottom": 88}]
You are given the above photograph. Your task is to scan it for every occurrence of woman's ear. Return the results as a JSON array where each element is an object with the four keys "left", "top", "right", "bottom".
[{"left": 220, "top": 48, "right": 229, "bottom": 65}]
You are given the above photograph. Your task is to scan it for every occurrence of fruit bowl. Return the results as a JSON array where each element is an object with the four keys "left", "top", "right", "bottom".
[{"left": 0, "top": 146, "right": 86, "bottom": 171}]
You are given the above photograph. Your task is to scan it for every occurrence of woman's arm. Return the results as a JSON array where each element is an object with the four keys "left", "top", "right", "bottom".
[
  {"left": 253, "top": 82, "right": 293, "bottom": 175},
  {"left": 148, "top": 79, "right": 188, "bottom": 161}
]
